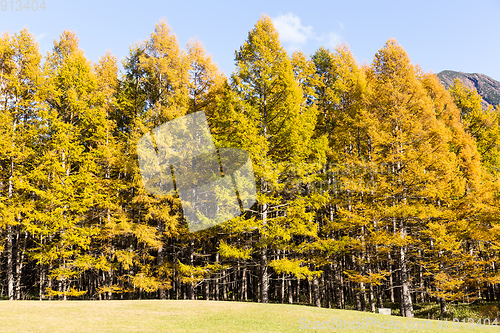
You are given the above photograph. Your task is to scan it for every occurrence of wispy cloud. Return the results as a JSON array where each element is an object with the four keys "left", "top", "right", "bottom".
[
  {"left": 272, "top": 13, "right": 314, "bottom": 51},
  {"left": 323, "top": 31, "right": 341, "bottom": 49},
  {"left": 272, "top": 13, "right": 342, "bottom": 52},
  {"left": 35, "top": 32, "right": 47, "bottom": 42}
]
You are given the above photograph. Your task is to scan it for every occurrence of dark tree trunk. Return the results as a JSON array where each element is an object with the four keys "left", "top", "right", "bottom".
[
  {"left": 313, "top": 275, "right": 321, "bottom": 307},
  {"left": 400, "top": 245, "right": 414, "bottom": 317}
]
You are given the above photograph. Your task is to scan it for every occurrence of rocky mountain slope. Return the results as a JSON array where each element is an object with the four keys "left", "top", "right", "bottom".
[{"left": 437, "top": 70, "right": 500, "bottom": 109}]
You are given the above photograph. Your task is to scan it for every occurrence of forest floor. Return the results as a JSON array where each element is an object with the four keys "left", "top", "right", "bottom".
[{"left": 0, "top": 300, "right": 499, "bottom": 332}]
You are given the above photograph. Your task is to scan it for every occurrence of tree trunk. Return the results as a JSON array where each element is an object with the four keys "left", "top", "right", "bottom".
[
  {"left": 39, "top": 265, "right": 45, "bottom": 301},
  {"left": 355, "top": 284, "right": 362, "bottom": 311},
  {"left": 215, "top": 251, "right": 220, "bottom": 301},
  {"left": 313, "top": 275, "right": 321, "bottom": 307},
  {"left": 6, "top": 224, "right": 14, "bottom": 301},
  {"left": 240, "top": 265, "right": 247, "bottom": 301},
  {"left": 296, "top": 278, "right": 301, "bottom": 304},
  {"left": 222, "top": 269, "right": 227, "bottom": 301},
  {"left": 419, "top": 252, "right": 425, "bottom": 302},
  {"left": 7, "top": 156, "right": 15, "bottom": 301},
  {"left": 157, "top": 232, "right": 166, "bottom": 300},
  {"left": 360, "top": 281, "right": 366, "bottom": 311},
  {"left": 188, "top": 238, "right": 195, "bottom": 300},
  {"left": 14, "top": 229, "right": 27, "bottom": 300},
  {"left": 389, "top": 252, "right": 395, "bottom": 303},
  {"left": 260, "top": 247, "right": 269, "bottom": 303},
  {"left": 334, "top": 260, "right": 345, "bottom": 309},
  {"left": 48, "top": 263, "right": 53, "bottom": 301},
  {"left": 204, "top": 280, "right": 209, "bottom": 301},
  {"left": 440, "top": 297, "right": 447, "bottom": 319},
  {"left": 400, "top": 245, "right": 414, "bottom": 317}
]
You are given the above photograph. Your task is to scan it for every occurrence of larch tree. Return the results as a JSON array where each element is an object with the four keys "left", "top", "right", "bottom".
[
  {"left": 4, "top": 20, "right": 500, "bottom": 313},
  {"left": 0, "top": 29, "right": 44, "bottom": 300},
  {"left": 419, "top": 73, "right": 484, "bottom": 316},
  {"left": 365, "top": 39, "right": 467, "bottom": 317},
  {"left": 311, "top": 44, "right": 375, "bottom": 311},
  {"left": 117, "top": 20, "right": 191, "bottom": 300},
  {"left": 447, "top": 78, "right": 500, "bottom": 309},
  {"left": 231, "top": 14, "right": 324, "bottom": 303},
  {"left": 35, "top": 30, "right": 105, "bottom": 300},
  {"left": 186, "top": 39, "right": 225, "bottom": 115}
]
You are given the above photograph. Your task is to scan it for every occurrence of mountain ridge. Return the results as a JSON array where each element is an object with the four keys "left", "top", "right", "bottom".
[{"left": 437, "top": 70, "right": 500, "bottom": 109}]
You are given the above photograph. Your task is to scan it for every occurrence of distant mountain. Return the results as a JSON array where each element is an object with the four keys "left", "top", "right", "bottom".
[{"left": 437, "top": 70, "right": 500, "bottom": 109}]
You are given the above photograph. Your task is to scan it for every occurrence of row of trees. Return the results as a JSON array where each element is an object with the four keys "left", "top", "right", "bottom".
[{"left": 2, "top": 15, "right": 500, "bottom": 318}]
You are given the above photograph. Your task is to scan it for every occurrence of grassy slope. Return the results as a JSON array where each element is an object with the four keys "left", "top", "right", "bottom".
[{"left": 1, "top": 300, "right": 499, "bottom": 332}]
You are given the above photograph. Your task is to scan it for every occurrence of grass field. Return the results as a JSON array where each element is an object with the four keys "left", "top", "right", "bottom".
[{"left": 1, "top": 300, "right": 499, "bottom": 332}]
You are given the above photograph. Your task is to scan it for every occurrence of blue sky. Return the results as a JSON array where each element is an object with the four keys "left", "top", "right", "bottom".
[{"left": 1, "top": 0, "right": 500, "bottom": 80}]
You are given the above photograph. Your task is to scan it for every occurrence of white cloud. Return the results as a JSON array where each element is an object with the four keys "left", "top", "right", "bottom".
[
  {"left": 322, "top": 31, "right": 342, "bottom": 49},
  {"left": 272, "top": 13, "right": 342, "bottom": 52},
  {"left": 35, "top": 32, "right": 47, "bottom": 42},
  {"left": 272, "top": 13, "right": 313, "bottom": 51}
]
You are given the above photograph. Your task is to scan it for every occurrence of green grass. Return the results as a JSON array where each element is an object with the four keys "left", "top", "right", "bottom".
[{"left": 1, "top": 300, "right": 500, "bottom": 332}]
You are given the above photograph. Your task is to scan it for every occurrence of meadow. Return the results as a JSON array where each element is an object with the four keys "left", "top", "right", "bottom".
[{"left": 1, "top": 300, "right": 499, "bottom": 332}]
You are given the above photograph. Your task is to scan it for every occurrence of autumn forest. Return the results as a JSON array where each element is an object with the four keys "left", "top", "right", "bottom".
[{"left": 1, "top": 15, "right": 500, "bottom": 319}]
